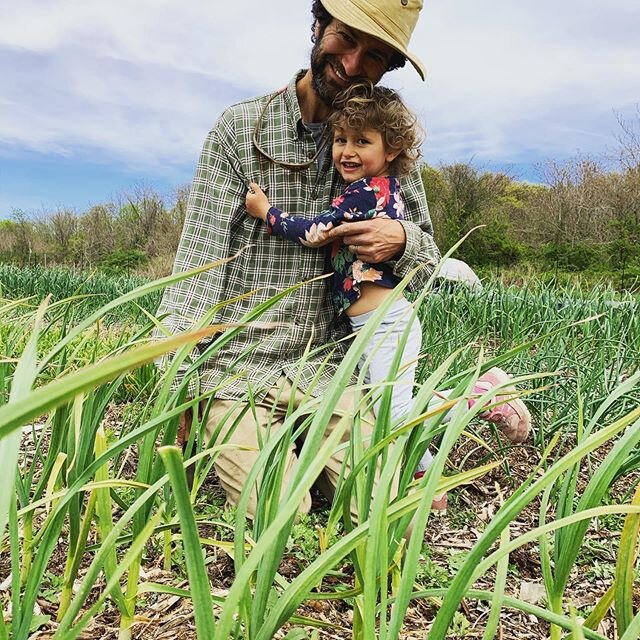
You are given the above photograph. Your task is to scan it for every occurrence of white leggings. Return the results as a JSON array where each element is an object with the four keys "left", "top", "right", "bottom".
[{"left": 349, "top": 296, "right": 434, "bottom": 471}]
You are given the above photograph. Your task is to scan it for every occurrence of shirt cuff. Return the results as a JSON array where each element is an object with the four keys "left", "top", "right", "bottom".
[
  {"left": 393, "top": 219, "right": 422, "bottom": 278},
  {"left": 265, "top": 206, "right": 281, "bottom": 234}
]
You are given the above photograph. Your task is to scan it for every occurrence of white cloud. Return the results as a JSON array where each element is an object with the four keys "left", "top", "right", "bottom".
[
  {"left": 0, "top": 0, "right": 315, "bottom": 171},
  {"left": 404, "top": 0, "right": 640, "bottom": 164},
  {"left": 1, "top": 0, "right": 639, "bottom": 176}
]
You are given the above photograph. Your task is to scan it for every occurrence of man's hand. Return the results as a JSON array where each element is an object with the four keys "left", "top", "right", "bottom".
[
  {"left": 245, "top": 182, "right": 271, "bottom": 221},
  {"left": 326, "top": 218, "right": 406, "bottom": 263}
]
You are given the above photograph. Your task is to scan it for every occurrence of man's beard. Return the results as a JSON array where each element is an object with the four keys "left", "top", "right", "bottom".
[
  {"left": 309, "top": 41, "right": 364, "bottom": 109},
  {"left": 310, "top": 42, "right": 339, "bottom": 108}
]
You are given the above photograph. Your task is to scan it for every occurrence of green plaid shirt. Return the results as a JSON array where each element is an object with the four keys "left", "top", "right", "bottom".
[{"left": 157, "top": 71, "right": 440, "bottom": 400}]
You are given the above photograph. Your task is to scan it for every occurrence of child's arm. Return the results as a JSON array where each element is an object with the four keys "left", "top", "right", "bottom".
[{"left": 245, "top": 181, "right": 341, "bottom": 248}]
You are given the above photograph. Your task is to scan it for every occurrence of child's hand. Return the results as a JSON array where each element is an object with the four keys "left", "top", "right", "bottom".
[{"left": 245, "top": 182, "right": 270, "bottom": 221}]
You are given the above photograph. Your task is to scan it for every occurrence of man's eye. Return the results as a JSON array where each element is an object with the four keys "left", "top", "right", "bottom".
[
  {"left": 338, "top": 30, "right": 356, "bottom": 46},
  {"left": 369, "top": 52, "right": 386, "bottom": 66}
]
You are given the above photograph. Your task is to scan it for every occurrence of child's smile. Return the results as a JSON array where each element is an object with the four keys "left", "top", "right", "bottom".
[{"left": 332, "top": 126, "right": 398, "bottom": 183}]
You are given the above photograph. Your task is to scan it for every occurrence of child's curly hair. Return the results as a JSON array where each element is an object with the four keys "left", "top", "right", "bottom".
[{"left": 327, "top": 82, "right": 423, "bottom": 177}]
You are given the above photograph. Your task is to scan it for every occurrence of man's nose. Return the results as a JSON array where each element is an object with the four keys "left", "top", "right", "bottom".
[{"left": 341, "top": 49, "right": 365, "bottom": 78}]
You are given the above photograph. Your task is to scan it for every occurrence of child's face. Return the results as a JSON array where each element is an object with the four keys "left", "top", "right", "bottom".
[{"left": 331, "top": 126, "right": 399, "bottom": 184}]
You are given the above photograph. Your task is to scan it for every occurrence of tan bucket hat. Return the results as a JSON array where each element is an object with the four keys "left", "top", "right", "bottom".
[{"left": 321, "top": 0, "right": 426, "bottom": 80}]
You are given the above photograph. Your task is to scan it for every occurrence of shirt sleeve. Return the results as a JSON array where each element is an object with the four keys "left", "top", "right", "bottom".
[
  {"left": 389, "top": 167, "right": 441, "bottom": 293},
  {"left": 265, "top": 206, "right": 336, "bottom": 246},
  {"left": 154, "top": 109, "right": 249, "bottom": 387},
  {"left": 264, "top": 180, "right": 375, "bottom": 246},
  {"left": 158, "top": 116, "right": 248, "bottom": 331}
]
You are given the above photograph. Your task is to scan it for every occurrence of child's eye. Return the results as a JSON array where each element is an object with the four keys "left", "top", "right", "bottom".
[
  {"left": 334, "top": 136, "right": 346, "bottom": 144},
  {"left": 357, "top": 138, "right": 370, "bottom": 145}
]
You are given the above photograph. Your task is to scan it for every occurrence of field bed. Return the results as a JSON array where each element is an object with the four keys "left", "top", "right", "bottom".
[{"left": 1, "top": 269, "right": 639, "bottom": 639}]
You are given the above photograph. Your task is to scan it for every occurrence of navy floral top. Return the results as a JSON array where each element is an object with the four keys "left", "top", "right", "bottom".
[{"left": 265, "top": 176, "right": 405, "bottom": 314}]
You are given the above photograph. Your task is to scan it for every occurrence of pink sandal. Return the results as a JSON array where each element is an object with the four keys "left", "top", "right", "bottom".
[
  {"left": 470, "top": 367, "right": 531, "bottom": 443},
  {"left": 413, "top": 469, "right": 448, "bottom": 512},
  {"left": 430, "top": 492, "right": 448, "bottom": 513}
]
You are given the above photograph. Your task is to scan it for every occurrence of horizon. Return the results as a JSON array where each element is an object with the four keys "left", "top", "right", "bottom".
[{"left": 1, "top": 0, "right": 639, "bottom": 218}]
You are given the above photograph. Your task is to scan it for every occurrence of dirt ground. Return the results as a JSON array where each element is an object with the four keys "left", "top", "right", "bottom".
[{"left": 7, "top": 420, "right": 639, "bottom": 639}]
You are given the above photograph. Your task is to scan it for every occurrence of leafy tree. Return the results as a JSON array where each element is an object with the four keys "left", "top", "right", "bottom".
[
  {"left": 78, "top": 204, "right": 117, "bottom": 268},
  {"left": 10, "top": 210, "right": 36, "bottom": 266},
  {"left": 0, "top": 220, "right": 16, "bottom": 262},
  {"left": 421, "top": 162, "right": 524, "bottom": 266},
  {"left": 45, "top": 209, "right": 79, "bottom": 263},
  {"left": 609, "top": 214, "right": 640, "bottom": 288}
]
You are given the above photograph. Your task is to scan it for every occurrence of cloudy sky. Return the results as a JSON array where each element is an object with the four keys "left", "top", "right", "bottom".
[{"left": 1, "top": 0, "right": 639, "bottom": 217}]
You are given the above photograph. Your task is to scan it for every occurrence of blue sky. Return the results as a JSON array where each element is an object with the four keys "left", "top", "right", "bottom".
[{"left": 1, "top": 0, "right": 639, "bottom": 218}]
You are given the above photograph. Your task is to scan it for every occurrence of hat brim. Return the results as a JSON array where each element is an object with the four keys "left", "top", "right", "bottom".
[{"left": 321, "top": 0, "right": 426, "bottom": 80}]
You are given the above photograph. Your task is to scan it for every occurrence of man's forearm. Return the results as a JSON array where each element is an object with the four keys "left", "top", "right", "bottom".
[{"left": 392, "top": 218, "right": 441, "bottom": 291}]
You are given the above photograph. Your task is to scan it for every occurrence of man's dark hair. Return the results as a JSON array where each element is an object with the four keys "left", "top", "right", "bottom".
[
  {"left": 310, "top": 0, "right": 407, "bottom": 73},
  {"left": 311, "top": 0, "right": 333, "bottom": 40}
]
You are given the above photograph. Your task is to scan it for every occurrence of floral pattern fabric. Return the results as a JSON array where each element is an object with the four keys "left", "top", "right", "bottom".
[{"left": 265, "top": 176, "right": 404, "bottom": 314}]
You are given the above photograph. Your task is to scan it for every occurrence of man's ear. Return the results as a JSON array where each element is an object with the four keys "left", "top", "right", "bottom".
[{"left": 313, "top": 19, "right": 320, "bottom": 41}]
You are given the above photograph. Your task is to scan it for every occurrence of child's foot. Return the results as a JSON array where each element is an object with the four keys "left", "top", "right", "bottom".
[
  {"left": 414, "top": 469, "right": 448, "bottom": 512},
  {"left": 471, "top": 367, "right": 531, "bottom": 443},
  {"left": 430, "top": 492, "right": 448, "bottom": 512}
]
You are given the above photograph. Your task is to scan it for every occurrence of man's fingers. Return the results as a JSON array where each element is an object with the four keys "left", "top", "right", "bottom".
[
  {"left": 327, "top": 218, "right": 385, "bottom": 241},
  {"left": 328, "top": 222, "right": 362, "bottom": 239}
]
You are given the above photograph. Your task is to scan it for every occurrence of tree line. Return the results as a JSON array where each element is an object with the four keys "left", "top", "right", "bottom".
[
  {"left": 2, "top": 110, "right": 639, "bottom": 287},
  {"left": 424, "top": 109, "right": 640, "bottom": 288},
  {"left": 425, "top": 156, "right": 640, "bottom": 286},
  {"left": 0, "top": 185, "right": 188, "bottom": 278}
]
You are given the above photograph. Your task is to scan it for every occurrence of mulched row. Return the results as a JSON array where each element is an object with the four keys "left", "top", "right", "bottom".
[{"left": 5, "top": 410, "right": 637, "bottom": 639}]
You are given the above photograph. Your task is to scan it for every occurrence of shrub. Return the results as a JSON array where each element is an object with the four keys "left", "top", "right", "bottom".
[
  {"left": 100, "top": 249, "right": 149, "bottom": 276},
  {"left": 460, "top": 221, "right": 524, "bottom": 267},
  {"left": 540, "top": 242, "right": 606, "bottom": 272}
]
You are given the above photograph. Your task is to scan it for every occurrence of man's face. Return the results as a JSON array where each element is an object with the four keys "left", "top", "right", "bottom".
[{"left": 310, "top": 19, "right": 396, "bottom": 107}]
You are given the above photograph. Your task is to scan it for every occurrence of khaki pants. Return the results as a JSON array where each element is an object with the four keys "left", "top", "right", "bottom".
[{"left": 205, "top": 375, "right": 397, "bottom": 520}]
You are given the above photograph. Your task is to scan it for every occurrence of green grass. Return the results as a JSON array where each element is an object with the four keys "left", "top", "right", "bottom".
[
  {"left": 416, "top": 281, "right": 640, "bottom": 444},
  {"left": 0, "top": 263, "right": 160, "bottom": 323},
  {"left": 0, "top": 267, "right": 639, "bottom": 639}
]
